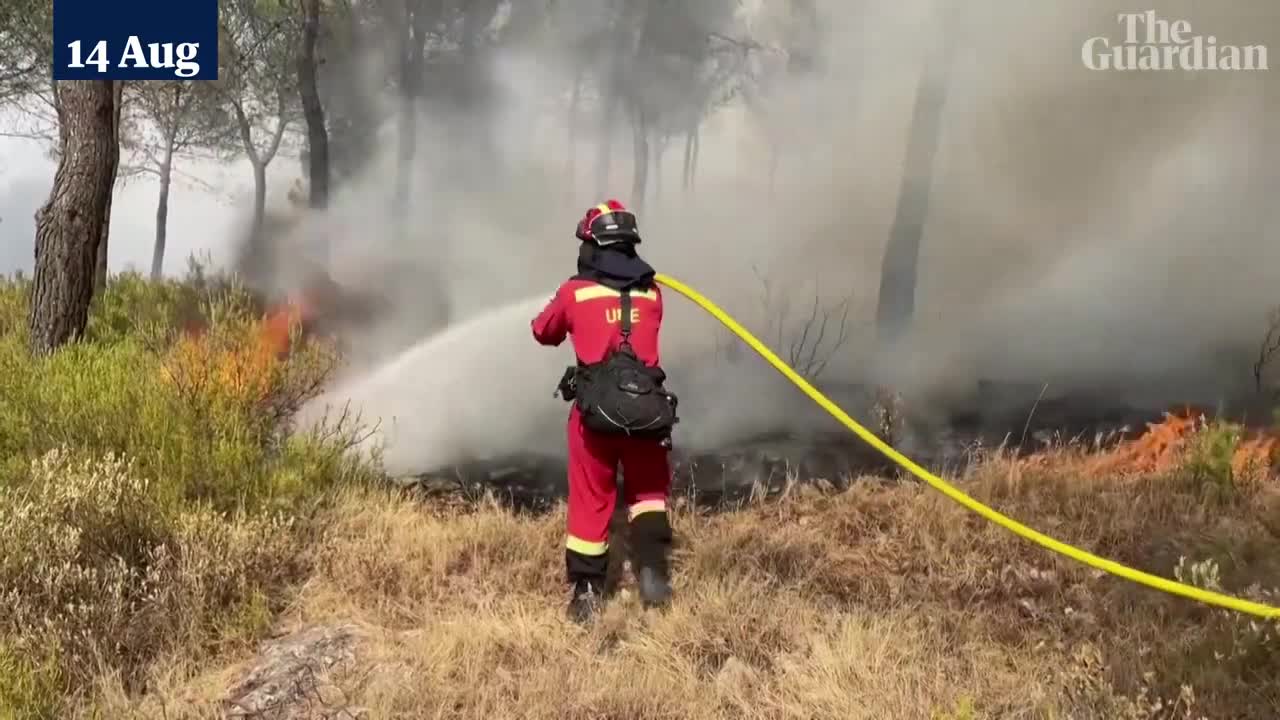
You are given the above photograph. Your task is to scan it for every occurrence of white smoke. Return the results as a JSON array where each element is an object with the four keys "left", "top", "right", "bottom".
[{"left": 292, "top": 0, "right": 1279, "bottom": 474}]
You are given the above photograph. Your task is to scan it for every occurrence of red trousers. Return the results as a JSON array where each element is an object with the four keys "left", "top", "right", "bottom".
[{"left": 564, "top": 406, "right": 672, "bottom": 582}]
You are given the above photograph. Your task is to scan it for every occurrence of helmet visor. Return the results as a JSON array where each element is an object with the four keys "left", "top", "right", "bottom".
[{"left": 590, "top": 209, "right": 641, "bottom": 244}]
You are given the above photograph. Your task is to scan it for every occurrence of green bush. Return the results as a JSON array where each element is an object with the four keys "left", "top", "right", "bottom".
[
  {"left": 86, "top": 271, "right": 204, "bottom": 346},
  {"left": 0, "top": 641, "right": 62, "bottom": 720},
  {"left": 0, "top": 279, "right": 375, "bottom": 512},
  {"left": 0, "top": 276, "right": 26, "bottom": 339},
  {"left": 2, "top": 257, "right": 247, "bottom": 350},
  {"left": 0, "top": 266, "right": 382, "bottom": 717},
  {"left": 931, "top": 695, "right": 977, "bottom": 720},
  {"left": 1183, "top": 419, "right": 1242, "bottom": 499}
]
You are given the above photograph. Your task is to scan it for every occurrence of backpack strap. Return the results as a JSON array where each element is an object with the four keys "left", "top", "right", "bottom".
[{"left": 619, "top": 288, "right": 633, "bottom": 343}]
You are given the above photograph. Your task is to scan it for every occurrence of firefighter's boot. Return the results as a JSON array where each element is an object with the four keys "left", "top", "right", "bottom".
[
  {"left": 567, "top": 579, "right": 604, "bottom": 623},
  {"left": 637, "top": 565, "right": 672, "bottom": 608},
  {"left": 630, "top": 511, "right": 673, "bottom": 609}
]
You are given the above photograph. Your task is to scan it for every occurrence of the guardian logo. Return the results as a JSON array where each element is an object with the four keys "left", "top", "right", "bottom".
[{"left": 1082, "top": 11, "right": 1268, "bottom": 72}]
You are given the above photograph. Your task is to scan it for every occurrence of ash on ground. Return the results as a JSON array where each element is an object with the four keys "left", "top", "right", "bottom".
[{"left": 392, "top": 379, "right": 1208, "bottom": 514}]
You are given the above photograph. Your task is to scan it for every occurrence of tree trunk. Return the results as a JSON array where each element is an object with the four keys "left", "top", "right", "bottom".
[
  {"left": 392, "top": 0, "right": 427, "bottom": 226},
  {"left": 94, "top": 196, "right": 109, "bottom": 291},
  {"left": 875, "top": 2, "right": 958, "bottom": 343},
  {"left": 630, "top": 104, "right": 649, "bottom": 210},
  {"left": 393, "top": 95, "right": 416, "bottom": 221},
  {"left": 692, "top": 132, "right": 699, "bottom": 188},
  {"left": 653, "top": 135, "right": 663, "bottom": 203},
  {"left": 243, "top": 159, "right": 271, "bottom": 287},
  {"left": 565, "top": 69, "right": 582, "bottom": 196},
  {"left": 298, "top": 0, "right": 329, "bottom": 210},
  {"left": 251, "top": 161, "right": 267, "bottom": 238},
  {"left": 298, "top": 0, "right": 330, "bottom": 266},
  {"left": 682, "top": 127, "right": 695, "bottom": 190},
  {"left": 93, "top": 80, "right": 123, "bottom": 293},
  {"left": 595, "top": 91, "right": 614, "bottom": 192},
  {"left": 229, "top": 89, "right": 287, "bottom": 288},
  {"left": 151, "top": 138, "right": 174, "bottom": 281},
  {"left": 686, "top": 128, "right": 699, "bottom": 191},
  {"left": 29, "top": 80, "right": 119, "bottom": 356},
  {"left": 454, "top": 0, "right": 500, "bottom": 187}
]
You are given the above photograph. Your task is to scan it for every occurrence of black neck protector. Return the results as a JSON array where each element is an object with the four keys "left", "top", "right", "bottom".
[{"left": 574, "top": 241, "right": 656, "bottom": 291}]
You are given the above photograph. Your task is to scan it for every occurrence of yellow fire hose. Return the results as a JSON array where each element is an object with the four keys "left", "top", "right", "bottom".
[{"left": 654, "top": 272, "right": 1280, "bottom": 620}]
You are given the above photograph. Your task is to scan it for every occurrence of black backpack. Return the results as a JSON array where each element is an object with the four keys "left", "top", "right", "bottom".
[{"left": 569, "top": 289, "right": 679, "bottom": 438}]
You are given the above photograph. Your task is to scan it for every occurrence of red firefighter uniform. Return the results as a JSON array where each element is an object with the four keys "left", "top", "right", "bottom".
[{"left": 531, "top": 278, "right": 673, "bottom": 596}]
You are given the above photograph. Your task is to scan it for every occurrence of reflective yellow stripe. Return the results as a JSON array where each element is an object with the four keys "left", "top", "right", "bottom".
[
  {"left": 595, "top": 203, "right": 613, "bottom": 217},
  {"left": 573, "top": 285, "right": 659, "bottom": 303},
  {"left": 628, "top": 500, "right": 666, "bottom": 520},
  {"left": 566, "top": 535, "right": 608, "bottom": 556}
]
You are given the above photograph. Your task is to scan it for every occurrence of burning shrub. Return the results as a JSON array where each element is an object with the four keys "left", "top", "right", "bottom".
[
  {"left": 1078, "top": 410, "right": 1278, "bottom": 491},
  {"left": 0, "top": 278, "right": 372, "bottom": 512},
  {"left": 160, "top": 288, "right": 307, "bottom": 416}
]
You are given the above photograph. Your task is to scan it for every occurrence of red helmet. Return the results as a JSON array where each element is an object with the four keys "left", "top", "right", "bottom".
[{"left": 575, "top": 199, "right": 642, "bottom": 246}]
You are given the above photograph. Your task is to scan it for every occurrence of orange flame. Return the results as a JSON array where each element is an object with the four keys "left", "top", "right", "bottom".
[
  {"left": 1081, "top": 406, "right": 1280, "bottom": 478},
  {"left": 165, "top": 298, "right": 308, "bottom": 405},
  {"left": 259, "top": 300, "right": 306, "bottom": 360},
  {"left": 1087, "top": 410, "right": 1201, "bottom": 475}
]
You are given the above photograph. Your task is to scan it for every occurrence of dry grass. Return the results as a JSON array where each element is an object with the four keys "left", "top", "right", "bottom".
[
  {"left": 86, "top": 449, "right": 1280, "bottom": 720},
  {"left": 8, "top": 249, "right": 1278, "bottom": 719}
]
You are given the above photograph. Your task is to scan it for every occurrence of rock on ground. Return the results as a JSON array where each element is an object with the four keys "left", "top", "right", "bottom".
[{"left": 222, "top": 624, "right": 369, "bottom": 720}]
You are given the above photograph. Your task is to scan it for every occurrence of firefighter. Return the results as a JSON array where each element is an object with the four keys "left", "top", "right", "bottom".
[{"left": 531, "top": 199, "right": 677, "bottom": 623}]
